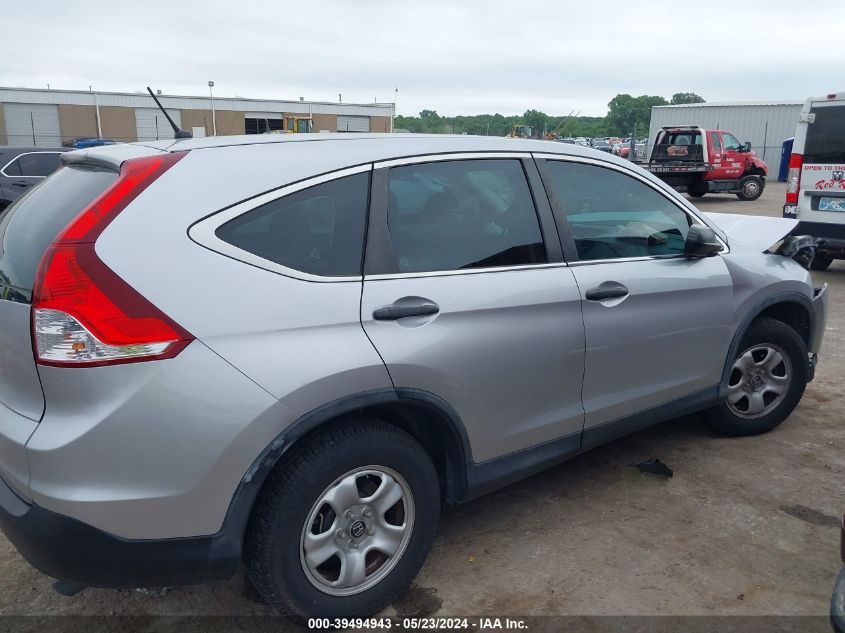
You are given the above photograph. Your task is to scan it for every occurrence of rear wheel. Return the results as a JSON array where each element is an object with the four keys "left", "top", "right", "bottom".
[
  {"left": 810, "top": 252, "right": 833, "bottom": 271},
  {"left": 687, "top": 190, "right": 706, "bottom": 198},
  {"left": 245, "top": 419, "right": 440, "bottom": 617},
  {"left": 704, "top": 318, "right": 807, "bottom": 436},
  {"left": 735, "top": 175, "right": 764, "bottom": 201}
]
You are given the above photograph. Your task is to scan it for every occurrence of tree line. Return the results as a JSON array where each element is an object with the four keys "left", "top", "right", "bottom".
[{"left": 394, "top": 92, "right": 705, "bottom": 138}]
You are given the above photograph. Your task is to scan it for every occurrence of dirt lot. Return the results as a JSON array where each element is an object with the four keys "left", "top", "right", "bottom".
[{"left": 0, "top": 181, "right": 842, "bottom": 619}]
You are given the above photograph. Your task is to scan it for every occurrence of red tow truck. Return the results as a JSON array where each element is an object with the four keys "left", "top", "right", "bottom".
[{"left": 645, "top": 125, "right": 769, "bottom": 201}]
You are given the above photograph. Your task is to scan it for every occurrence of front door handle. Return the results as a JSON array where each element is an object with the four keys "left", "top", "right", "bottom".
[
  {"left": 585, "top": 282, "right": 629, "bottom": 301},
  {"left": 373, "top": 297, "right": 440, "bottom": 320}
]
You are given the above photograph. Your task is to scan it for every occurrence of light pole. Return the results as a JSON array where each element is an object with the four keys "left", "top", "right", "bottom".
[
  {"left": 390, "top": 87, "right": 398, "bottom": 133},
  {"left": 208, "top": 81, "right": 217, "bottom": 136}
]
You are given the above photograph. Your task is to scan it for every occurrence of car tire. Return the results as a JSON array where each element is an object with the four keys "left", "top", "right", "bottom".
[
  {"left": 704, "top": 317, "right": 808, "bottom": 437},
  {"left": 735, "top": 175, "right": 764, "bottom": 201},
  {"left": 688, "top": 190, "right": 706, "bottom": 198},
  {"left": 810, "top": 252, "right": 833, "bottom": 271},
  {"left": 245, "top": 418, "right": 440, "bottom": 618}
]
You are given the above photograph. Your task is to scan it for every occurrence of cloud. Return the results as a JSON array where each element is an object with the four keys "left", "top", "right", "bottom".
[{"left": 0, "top": 0, "right": 839, "bottom": 116}]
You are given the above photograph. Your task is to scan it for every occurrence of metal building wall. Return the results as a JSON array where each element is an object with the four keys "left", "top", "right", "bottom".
[
  {"left": 648, "top": 102, "right": 803, "bottom": 166},
  {"left": 0, "top": 88, "right": 394, "bottom": 118}
]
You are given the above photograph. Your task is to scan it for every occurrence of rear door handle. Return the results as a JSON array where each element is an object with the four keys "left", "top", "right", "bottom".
[
  {"left": 585, "top": 282, "right": 629, "bottom": 301},
  {"left": 373, "top": 297, "right": 440, "bottom": 320}
]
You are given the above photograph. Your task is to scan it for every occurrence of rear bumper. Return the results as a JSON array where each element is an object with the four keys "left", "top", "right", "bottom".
[
  {"left": 794, "top": 221, "right": 845, "bottom": 252},
  {"left": 0, "top": 473, "right": 239, "bottom": 588}
]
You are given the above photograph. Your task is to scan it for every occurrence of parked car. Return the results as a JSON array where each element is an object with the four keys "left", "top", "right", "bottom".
[
  {"left": 832, "top": 513, "right": 845, "bottom": 633},
  {"left": 0, "top": 134, "right": 828, "bottom": 617},
  {"left": 0, "top": 146, "right": 65, "bottom": 210},
  {"left": 592, "top": 139, "right": 613, "bottom": 153},
  {"left": 645, "top": 126, "right": 769, "bottom": 201},
  {"left": 783, "top": 90, "right": 845, "bottom": 270},
  {"left": 63, "top": 138, "right": 119, "bottom": 149}
]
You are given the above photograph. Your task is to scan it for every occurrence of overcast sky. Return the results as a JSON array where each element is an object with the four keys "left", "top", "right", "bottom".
[{"left": 1, "top": 0, "right": 840, "bottom": 117}]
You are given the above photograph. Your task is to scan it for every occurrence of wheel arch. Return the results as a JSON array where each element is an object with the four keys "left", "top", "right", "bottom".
[
  {"left": 720, "top": 292, "right": 813, "bottom": 397},
  {"left": 216, "top": 389, "right": 472, "bottom": 559}
]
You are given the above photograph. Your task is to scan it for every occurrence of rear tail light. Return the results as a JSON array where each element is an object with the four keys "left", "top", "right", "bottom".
[
  {"left": 785, "top": 153, "right": 803, "bottom": 205},
  {"left": 32, "top": 152, "right": 193, "bottom": 367}
]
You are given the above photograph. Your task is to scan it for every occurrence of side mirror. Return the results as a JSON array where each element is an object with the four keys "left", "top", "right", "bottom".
[
  {"left": 742, "top": 141, "right": 751, "bottom": 152},
  {"left": 684, "top": 224, "right": 723, "bottom": 258}
]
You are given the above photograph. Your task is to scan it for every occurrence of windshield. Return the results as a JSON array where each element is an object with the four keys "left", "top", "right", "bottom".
[{"left": 805, "top": 105, "right": 845, "bottom": 163}]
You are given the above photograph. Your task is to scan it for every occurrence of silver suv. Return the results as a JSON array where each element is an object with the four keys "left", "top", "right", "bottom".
[{"left": 0, "top": 134, "right": 829, "bottom": 617}]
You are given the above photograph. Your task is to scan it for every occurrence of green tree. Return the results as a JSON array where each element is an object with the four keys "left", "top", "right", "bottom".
[
  {"left": 606, "top": 94, "right": 668, "bottom": 136},
  {"left": 522, "top": 109, "right": 549, "bottom": 137},
  {"left": 670, "top": 92, "right": 705, "bottom": 105}
]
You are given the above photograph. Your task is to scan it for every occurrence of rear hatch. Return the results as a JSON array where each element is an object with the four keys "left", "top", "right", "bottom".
[
  {"left": 797, "top": 99, "right": 845, "bottom": 221},
  {"left": 0, "top": 164, "right": 119, "bottom": 420}
]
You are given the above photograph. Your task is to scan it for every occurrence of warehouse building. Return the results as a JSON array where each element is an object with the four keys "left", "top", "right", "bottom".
[
  {"left": 0, "top": 87, "right": 396, "bottom": 146},
  {"left": 649, "top": 100, "right": 803, "bottom": 166}
]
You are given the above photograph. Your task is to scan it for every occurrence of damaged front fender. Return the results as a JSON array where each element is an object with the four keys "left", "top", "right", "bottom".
[{"left": 770, "top": 234, "right": 817, "bottom": 270}]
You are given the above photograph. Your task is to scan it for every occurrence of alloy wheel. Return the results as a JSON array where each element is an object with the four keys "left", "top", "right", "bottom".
[
  {"left": 300, "top": 466, "right": 415, "bottom": 596},
  {"left": 726, "top": 344, "right": 792, "bottom": 419}
]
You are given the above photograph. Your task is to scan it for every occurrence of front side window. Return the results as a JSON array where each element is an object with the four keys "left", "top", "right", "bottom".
[
  {"left": 387, "top": 159, "right": 546, "bottom": 273},
  {"left": 215, "top": 172, "right": 370, "bottom": 276},
  {"left": 544, "top": 161, "right": 692, "bottom": 261},
  {"left": 3, "top": 152, "right": 62, "bottom": 177},
  {"left": 721, "top": 133, "right": 742, "bottom": 151}
]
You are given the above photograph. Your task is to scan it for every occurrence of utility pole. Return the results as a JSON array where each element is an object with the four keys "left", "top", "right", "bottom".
[
  {"left": 93, "top": 88, "right": 102, "bottom": 139},
  {"left": 208, "top": 81, "right": 217, "bottom": 136}
]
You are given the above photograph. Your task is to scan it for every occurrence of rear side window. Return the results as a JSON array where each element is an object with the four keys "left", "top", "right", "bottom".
[
  {"left": 710, "top": 132, "right": 722, "bottom": 154},
  {"left": 0, "top": 165, "right": 117, "bottom": 303},
  {"left": 2, "top": 152, "right": 62, "bottom": 177},
  {"left": 216, "top": 172, "right": 370, "bottom": 277},
  {"left": 386, "top": 159, "right": 546, "bottom": 273},
  {"left": 544, "top": 161, "right": 691, "bottom": 261},
  {"left": 805, "top": 105, "right": 845, "bottom": 164}
]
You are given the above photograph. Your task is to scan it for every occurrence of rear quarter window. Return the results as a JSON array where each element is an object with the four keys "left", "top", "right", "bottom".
[
  {"left": 215, "top": 171, "right": 370, "bottom": 277},
  {"left": 0, "top": 165, "right": 117, "bottom": 303},
  {"left": 805, "top": 105, "right": 845, "bottom": 164}
]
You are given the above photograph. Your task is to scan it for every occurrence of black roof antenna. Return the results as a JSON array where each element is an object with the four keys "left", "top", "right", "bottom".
[{"left": 146, "top": 87, "right": 192, "bottom": 139}]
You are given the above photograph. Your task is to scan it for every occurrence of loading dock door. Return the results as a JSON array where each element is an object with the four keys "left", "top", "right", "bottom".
[
  {"left": 135, "top": 107, "right": 183, "bottom": 142},
  {"left": 4, "top": 103, "right": 62, "bottom": 146},
  {"left": 337, "top": 115, "right": 370, "bottom": 133}
]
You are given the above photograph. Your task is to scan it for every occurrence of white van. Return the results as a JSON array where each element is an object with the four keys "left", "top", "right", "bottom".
[{"left": 784, "top": 90, "right": 845, "bottom": 270}]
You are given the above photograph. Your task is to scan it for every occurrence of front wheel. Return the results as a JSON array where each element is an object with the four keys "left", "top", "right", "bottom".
[
  {"left": 735, "top": 175, "right": 764, "bottom": 201},
  {"left": 704, "top": 317, "right": 808, "bottom": 437},
  {"left": 245, "top": 419, "right": 440, "bottom": 617}
]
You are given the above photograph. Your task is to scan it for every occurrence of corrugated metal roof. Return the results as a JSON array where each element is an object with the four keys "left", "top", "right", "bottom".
[
  {"left": 654, "top": 100, "right": 802, "bottom": 108},
  {"left": 0, "top": 87, "right": 395, "bottom": 117}
]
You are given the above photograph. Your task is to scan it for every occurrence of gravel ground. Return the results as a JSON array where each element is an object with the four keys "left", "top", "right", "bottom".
[{"left": 0, "top": 180, "right": 842, "bottom": 621}]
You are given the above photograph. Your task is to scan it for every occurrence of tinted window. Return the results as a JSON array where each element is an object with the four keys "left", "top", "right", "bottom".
[
  {"left": 3, "top": 152, "right": 62, "bottom": 177},
  {"left": 216, "top": 172, "right": 369, "bottom": 277},
  {"left": 0, "top": 166, "right": 117, "bottom": 303},
  {"left": 544, "top": 161, "right": 692, "bottom": 261},
  {"left": 387, "top": 159, "right": 546, "bottom": 273},
  {"left": 805, "top": 105, "right": 845, "bottom": 164}
]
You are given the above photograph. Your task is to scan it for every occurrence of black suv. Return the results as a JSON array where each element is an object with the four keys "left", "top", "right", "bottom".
[{"left": 0, "top": 147, "right": 65, "bottom": 210}]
